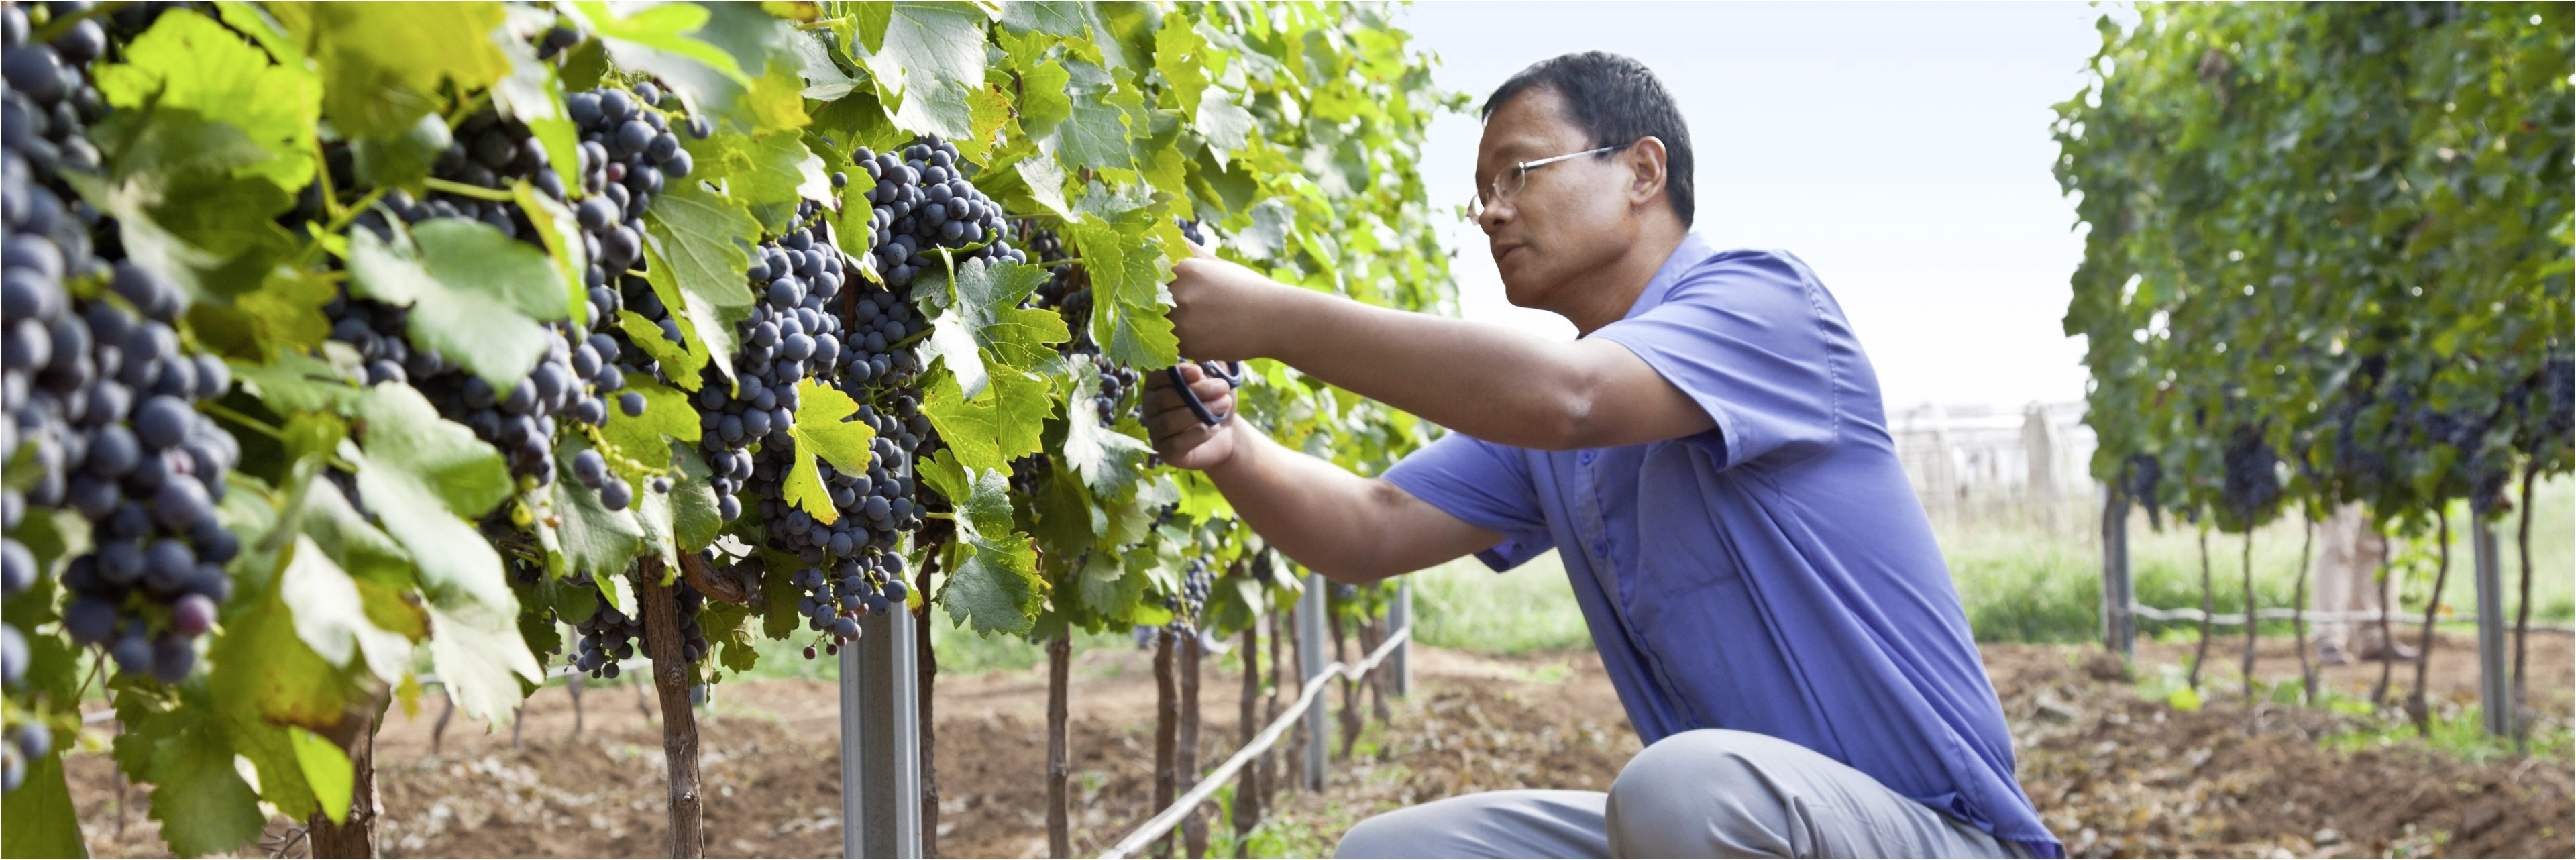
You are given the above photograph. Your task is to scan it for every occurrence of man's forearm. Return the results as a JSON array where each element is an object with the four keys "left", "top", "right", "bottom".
[
  {"left": 1203, "top": 427, "right": 1411, "bottom": 582},
  {"left": 1261, "top": 290, "right": 1587, "bottom": 449}
]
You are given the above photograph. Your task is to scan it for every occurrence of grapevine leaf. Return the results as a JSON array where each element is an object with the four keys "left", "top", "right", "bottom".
[
  {"left": 424, "top": 596, "right": 546, "bottom": 724},
  {"left": 572, "top": 1, "right": 749, "bottom": 87},
  {"left": 633, "top": 485, "right": 680, "bottom": 574},
  {"left": 1013, "top": 152, "right": 1072, "bottom": 218},
  {"left": 601, "top": 379, "right": 704, "bottom": 473},
  {"left": 278, "top": 535, "right": 413, "bottom": 683},
  {"left": 867, "top": 1, "right": 994, "bottom": 140},
  {"left": 547, "top": 437, "right": 649, "bottom": 580},
  {"left": 298, "top": 477, "right": 417, "bottom": 593},
  {"left": 513, "top": 184, "right": 592, "bottom": 330},
  {"left": 921, "top": 363, "right": 1053, "bottom": 475},
  {"left": 1050, "top": 64, "right": 1142, "bottom": 172},
  {"left": 95, "top": 7, "right": 320, "bottom": 191},
  {"left": 268, "top": 0, "right": 512, "bottom": 138},
  {"left": 922, "top": 451, "right": 1040, "bottom": 634},
  {"left": 945, "top": 260, "right": 1071, "bottom": 370},
  {"left": 134, "top": 709, "right": 266, "bottom": 857},
  {"left": 957, "top": 81, "right": 1014, "bottom": 164},
  {"left": 350, "top": 384, "right": 515, "bottom": 608},
  {"left": 780, "top": 378, "right": 877, "bottom": 523},
  {"left": 1000, "top": 2, "right": 1104, "bottom": 38},
  {"left": 1064, "top": 213, "right": 1180, "bottom": 368},
  {"left": 643, "top": 186, "right": 759, "bottom": 392},
  {"left": 206, "top": 573, "right": 348, "bottom": 729},
  {"left": 1059, "top": 354, "right": 1155, "bottom": 495},
  {"left": 1151, "top": 15, "right": 1210, "bottom": 115},
  {"left": 351, "top": 113, "right": 453, "bottom": 191},
  {"left": 787, "top": 25, "right": 863, "bottom": 99},
  {"left": 1235, "top": 198, "right": 1294, "bottom": 260},
  {"left": 345, "top": 221, "right": 567, "bottom": 388},
  {"left": 686, "top": 131, "right": 831, "bottom": 227},
  {"left": 666, "top": 443, "right": 723, "bottom": 551},
  {"left": 616, "top": 309, "right": 711, "bottom": 388},
  {"left": 922, "top": 303, "right": 989, "bottom": 399},
  {"left": 287, "top": 726, "right": 357, "bottom": 824},
  {"left": 1016, "top": 59, "right": 1073, "bottom": 139},
  {"left": 1195, "top": 93, "right": 1254, "bottom": 159},
  {"left": 489, "top": 21, "right": 582, "bottom": 193},
  {"left": 0, "top": 749, "right": 81, "bottom": 858}
]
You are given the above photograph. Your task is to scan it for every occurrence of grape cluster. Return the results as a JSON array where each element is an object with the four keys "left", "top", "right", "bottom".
[
  {"left": 1161, "top": 559, "right": 1213, "bottom": 637},
  {"left": 694, "top": 209, "right": 852, "bottom": 523},
  {"left": 569, "top": 574, "right": 708, "bottom": 678},
  {"left": 6, "top": 4, "right": 241, "bottom": 688},
  {"left": 851, "top": 137, "right": 1023, "bottom": 289},
  {"left": 2219, "top": 425, "right": 2280, "bottom": 519}
]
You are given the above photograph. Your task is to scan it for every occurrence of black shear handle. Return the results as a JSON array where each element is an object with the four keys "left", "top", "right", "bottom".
[{"left": 1163, "top": 360, "right": 1244, "bottom": 427}]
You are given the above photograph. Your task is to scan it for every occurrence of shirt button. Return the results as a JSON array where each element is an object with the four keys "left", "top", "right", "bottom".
[
  {"left": 1578, "top": 450, "right": 1595, "bottom": 464},
  {"left": 1591, "top": 540, "right": 1609, "bottom": 555}
]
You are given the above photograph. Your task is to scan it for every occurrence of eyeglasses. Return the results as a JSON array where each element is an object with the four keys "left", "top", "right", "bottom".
[{"left": 1467, "top": 142, "right": 1634, "bottom": 219}]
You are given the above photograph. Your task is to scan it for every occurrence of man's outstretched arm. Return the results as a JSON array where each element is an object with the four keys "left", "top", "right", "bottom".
[
  {"left": 1165, "top": 255, "right": 1715, "bottom": 452},
  {"left": 1144, "top": 365, "right": 1503, "bottom": 583}
]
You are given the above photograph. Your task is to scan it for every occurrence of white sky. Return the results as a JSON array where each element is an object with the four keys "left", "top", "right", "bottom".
[{"left": 1397, "top": 1, "right": 2112, "bottom": 410}]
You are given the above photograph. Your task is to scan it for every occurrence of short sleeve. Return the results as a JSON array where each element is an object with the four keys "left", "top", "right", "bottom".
[
  {"left": 1590, "top": 250, "right": 1841, "bottom": 470},
  {"left": 1381, "top": 431, "right": 1555, "bottom": 571}
]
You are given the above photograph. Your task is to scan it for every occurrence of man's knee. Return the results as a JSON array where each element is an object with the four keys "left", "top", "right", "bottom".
[{"left": 1606, "top": 729, "right": 1800, "bottom": 857}]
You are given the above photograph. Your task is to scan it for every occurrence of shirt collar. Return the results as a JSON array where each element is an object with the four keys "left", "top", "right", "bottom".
[{"left": 1616, "top": 233, "right": 1718, "bottom": 324}]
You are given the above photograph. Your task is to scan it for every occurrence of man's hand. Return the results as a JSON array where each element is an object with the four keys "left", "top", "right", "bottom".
[
  {"left": 1167, "top": 248, "right": 1297, "bottom": 363},
  {"left": 1142, "top": 362, "right": 1246, "bottom": 471}
]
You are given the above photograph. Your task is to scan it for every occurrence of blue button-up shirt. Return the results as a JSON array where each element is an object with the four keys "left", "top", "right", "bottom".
[{"left": 1385, "top": 235, "right": 2061, "bottom": 857}]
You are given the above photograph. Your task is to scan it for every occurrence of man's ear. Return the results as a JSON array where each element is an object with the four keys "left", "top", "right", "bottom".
[{"left": 1626, "top": 136, "right": 1670, "bottom": 210}]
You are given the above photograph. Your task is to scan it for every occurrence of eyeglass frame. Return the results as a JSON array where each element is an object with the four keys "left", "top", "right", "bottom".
[{"left": 1467, "top": 142, "right": 1638, "bottom": 219}]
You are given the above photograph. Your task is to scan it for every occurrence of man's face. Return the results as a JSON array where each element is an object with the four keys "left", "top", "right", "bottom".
[{"left": 1473, "top": 87, "right": 1638, "bottom": 310}]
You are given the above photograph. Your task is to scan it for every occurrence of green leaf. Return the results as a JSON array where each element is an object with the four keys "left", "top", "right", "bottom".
[
  {"left": 921, "top": 364, "right": 1053, "bottom": 475},
  {"left": 616, "top": 309, "right": 712, "bottom": 388},
  {"left": 1000, "top": 2, "right": 1104, "bottom": 38},
  {"left": 600, "top": 378, "right": 702, "bottom": 473},
  {"left": 136, "top": 707, "right": 266, "bottom": 857},
  {"left": 345, "top": 221, "right": 567, "bottom": 388},
  {"left": 1059, "top": 354, "right": 1155, "bottom": 496},
  {"left": 0, "top": 747, "right": 86, "bottom": 859},
  {"left": 688, "top": 131, "right": 832, "bottom": 231},
  {"left": 269, "top": 0, "right": 512, "bottom": 138},
  {"left": 1195, "top": 94, "right": 1253, "bottom": 159},
  {"left": 206, "top": 572, "right": 350, "bottom": 731},
  {"left": 95, "top": 7, "right": 319, "bottom": 191},
  {"left": 424, "top": 595, "right": 545, "bottom": 724},
  {"left": 780, "top": 378, "right": 878, "bottom": 523},
  {"left": 922, "top": 451, "right": 1040, "bottom": 634},
  {"left": 1064, "top": 212, "right": 1180, "bottom": 368},
  {"left": 514, "top": 183, "right": 592, "bottom": 330},
  {"left": 1049, "top": 66, "right": 1142, "bottom": 172},
  {"left": 546, "top": 437, "right": 649, "bottom": 580},
  {"left": 867, "top": 1, "right": 994, "bottom": 140},
  {"left": 351, "top": 112, "right": 453, "bottom": 191},
  {"left": 1016, "top": 59, "right": 1072, "bottom": 139},
  {"left": 945, "top": 258, "right": 1071, "bottom": 370},
  {"left": 350, "top": 384, "right": 514, "bottom": 612},
  {"left": 1152, "top": 15, "right": 1210, "bottom": 115},
  {"left": 288, "top": 727, "right": 356, "bottom": 824},
  {"left": 278, "top": 535, "right": 414, "bottom": 683},
  {"left": 572, "top": 1, "right": 749, "bottom": 85},
  {"left": 1012, "top": 147, "right": 1072, "bottom": 219},
  {"left": 665, "top": 443, "right": 724, "bottom": 551},
  {"left": 642, "top": 184, "right": 761, "bottom": 389}
]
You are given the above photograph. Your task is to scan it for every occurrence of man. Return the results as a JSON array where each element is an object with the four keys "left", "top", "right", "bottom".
[{"left": 1145, "top": 52, "right": 2059, "bottom": 859}]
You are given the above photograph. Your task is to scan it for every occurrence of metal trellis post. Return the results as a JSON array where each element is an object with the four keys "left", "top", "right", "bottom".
[
  {"left": 2473, "top": 518, "right": 2510, "bottom": 737},
  {"left": 1297, "top": 574, "right": 1328, "bottom": 791},
  {"left": 843, "top": 604, "right": 922, "bottom": 859}
]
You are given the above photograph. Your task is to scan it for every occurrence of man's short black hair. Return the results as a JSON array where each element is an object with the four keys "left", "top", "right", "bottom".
[{"left": 1482, "top": 51, "right": 1695, "bottom": 226}]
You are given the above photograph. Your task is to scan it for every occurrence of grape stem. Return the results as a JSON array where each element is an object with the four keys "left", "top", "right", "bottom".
[{"left": 424, "top": 178, "right": 519, "bottom": 202}]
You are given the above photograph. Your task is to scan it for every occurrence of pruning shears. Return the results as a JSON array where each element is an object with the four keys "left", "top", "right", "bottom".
[{"left": 1165, "top": 360, "right": 1246, "bottom": 426}]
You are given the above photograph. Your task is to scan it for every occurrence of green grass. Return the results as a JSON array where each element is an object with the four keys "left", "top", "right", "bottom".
[
  {"left": 1946, "top": 477, "right": 2575, "bottom": 644},
  {"left": 1407, "top": 551, "right": 1592, "bottom": 655}
]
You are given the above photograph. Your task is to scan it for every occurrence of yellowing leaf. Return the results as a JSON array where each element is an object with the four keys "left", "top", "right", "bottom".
[{"left": 780, "top": 378, "right": 878, "bottom": 523}]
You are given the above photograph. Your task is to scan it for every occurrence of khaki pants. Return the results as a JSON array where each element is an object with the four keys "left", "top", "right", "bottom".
[
  {"left": 2310, "top": 502, "right": 2399, "bottom": 653},
  {"left": 1332, "top": 729, "right": 2023, "bottom": 859}
]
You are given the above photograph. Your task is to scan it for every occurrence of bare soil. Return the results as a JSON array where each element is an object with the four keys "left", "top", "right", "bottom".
[{"left": 60, "top": 633, "right": 2576, "bottom": 859}]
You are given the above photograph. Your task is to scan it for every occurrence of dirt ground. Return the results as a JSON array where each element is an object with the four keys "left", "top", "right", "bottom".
[{"left": 58, "top": 632, "right": 2576, "bottom": 859}]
